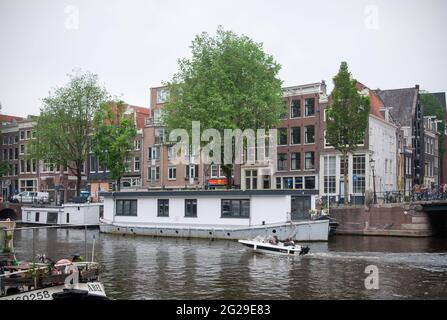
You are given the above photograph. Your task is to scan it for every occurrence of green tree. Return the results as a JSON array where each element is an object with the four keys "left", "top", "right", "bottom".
[
  {"left": 421, "top": 93, "right": 445, "bottom": 158},
  {"left": 163, "top": 27, "right": 284, "bottom": 187},
  {"left": 28, "top": 71, "right": 109, "bottom": 196},
  {"left": 0, "top": 161, "right": 9, "bottom": 178},
  {"left": 92, "top": 101, "right": 137, "bottom": 191},
  {"left": 326, "top": 62, "right": 370, "bottom": 204}
]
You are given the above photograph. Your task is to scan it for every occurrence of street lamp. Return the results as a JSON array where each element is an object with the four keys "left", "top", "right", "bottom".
[{"left": 370, "top": 158, "right": 377, "bottom": 204}]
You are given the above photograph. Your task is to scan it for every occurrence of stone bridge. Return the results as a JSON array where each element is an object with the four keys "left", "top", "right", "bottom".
[
  {"left": 0, "top": 203, "right": 23, "bottom": 221},
  {"left": 330, "top": 201, "right": 447, "bottom": 237}
]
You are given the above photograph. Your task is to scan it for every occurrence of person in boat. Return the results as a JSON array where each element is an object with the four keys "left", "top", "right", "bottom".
[
  {"left": 269, "top": 235, "right": 279, "bottom": 245},
  {"left": 283, "top": 238, "right": 295, "bottom": 247}
]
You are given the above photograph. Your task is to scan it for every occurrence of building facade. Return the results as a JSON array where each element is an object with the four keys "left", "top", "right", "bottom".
[{"left": 319, "top": 83, "right": 398, "bottom": 204}]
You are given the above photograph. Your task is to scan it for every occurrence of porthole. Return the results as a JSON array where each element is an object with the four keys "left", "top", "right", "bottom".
[{"left": 272, "top": 229, "right": 277, "bottom": 234}]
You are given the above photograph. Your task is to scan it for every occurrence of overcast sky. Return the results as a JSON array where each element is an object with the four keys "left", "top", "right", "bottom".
[{"left": 1, "top": 0, "right": 446, "bottom": 117}]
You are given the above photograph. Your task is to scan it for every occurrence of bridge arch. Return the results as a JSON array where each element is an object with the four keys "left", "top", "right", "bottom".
[{"left": 0, "top": 208, "right": 18, "bottom": 221}]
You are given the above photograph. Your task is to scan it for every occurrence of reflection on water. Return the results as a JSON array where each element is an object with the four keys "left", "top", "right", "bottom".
[{"left": 11, "top": 229, "right": 447, "bottom": 300}]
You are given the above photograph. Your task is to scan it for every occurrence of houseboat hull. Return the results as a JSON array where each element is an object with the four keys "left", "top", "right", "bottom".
[{"left": 99, "top": 219, "right": 330, "bottom": 241}]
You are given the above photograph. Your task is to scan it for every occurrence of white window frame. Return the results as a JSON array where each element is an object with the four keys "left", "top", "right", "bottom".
[{"left": 168, "top": 166, "right": 177, "bottom": 180}]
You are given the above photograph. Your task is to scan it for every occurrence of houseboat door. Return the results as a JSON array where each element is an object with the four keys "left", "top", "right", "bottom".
[{"left": 291, "top": 196, "right": 311, "bottom": 221}]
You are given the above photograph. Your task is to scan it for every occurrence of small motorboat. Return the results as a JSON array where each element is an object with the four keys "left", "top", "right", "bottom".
[{"left": 238, "top": 237, "right": 310, "bottom": 256}]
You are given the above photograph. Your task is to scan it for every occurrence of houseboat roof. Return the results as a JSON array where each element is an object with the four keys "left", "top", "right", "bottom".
[{"left": 100, "top": 189, "right": 318, "bottom": 198}]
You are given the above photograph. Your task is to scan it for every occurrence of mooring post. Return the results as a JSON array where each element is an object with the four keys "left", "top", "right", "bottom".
[
  {"left": 84, "top": 225, "right": 87, "bottom": 260},
  {"left": 32, "top": 228, "right": 36, "bottom": 264}
]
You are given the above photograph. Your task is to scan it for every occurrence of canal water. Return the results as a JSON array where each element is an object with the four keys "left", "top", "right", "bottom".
[{"left": 11, "top": 229, "right": 447, "bottom": 300}]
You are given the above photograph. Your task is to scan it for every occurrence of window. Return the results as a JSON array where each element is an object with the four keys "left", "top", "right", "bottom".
[
  {"left": 148, "top": 166, "right": 160, "bottom": 181},
  {"left": 291, "top": 153, "right": 301, "bottom": 170},
  {"left": 305, "top": 98, "right": 315, "bottom": 116},
  {"left": 277, "top": 153, "right": 287, "bottom": 171},
  {"left": 26, "top": 131, "right": 31, "bottom": 139},
  {"left": 148, "top": 146, "right": 160, "bottom": 161},
  {"left": 276, "top": 177, "right": 282, "bottom": 189},
  {"left": 245, "top": 170, "right": 258, "bottom": 190},
  {"left": 221, "top": 199, "right": 250, "bottom": 218},
  {"left": 3, "top": 149, "right": 7, "bottom": 160},
  {"left": 158, "top": 199, "right": 169, "bottom": 217},
  {"left": 324, "top": 156, "right": 336, "bottom": 194},
  {"left": 277, "top": 128, "right": 288, "bottom": 145},
  {"left": 305, "top": 152, "right": 315, "bottom": 170},
  {"left": 35, "top": 212, "right": 40, "bottom": 222},
  {"left": 125, "top": 158, "right": 132, "bottom": 172},
  {"left": 304, "top": 126, "right": 315, "bottom": 144},
  {"left": 155, "top": 128, "right": 166, "bottom": 145},
  {"left": 20, "top": 145, "right": 25, "bottom": 155},
  {"left": 135, "top": 140, "right": 141, "bottom": 150},
  {"left": 14, "top": 136, "right": 19, "bottom": 143},
  {"left": 20, "top": 160, "right": 25, "bottom": 174},
  {"left": 304, "top": 176, "right": 316, "bottom": 189},
  {"left": 185, "top": 199, "right": 197, "bottom": 217},
  {"left": 324, "top": 130, "right": 332, "bottom": 148},
  {"left": 353, "top": 155, "right": 366, "bottom": 194},
  {"left": 14, "top": 148, "right": 18, "bottom": 160},
  {"left": 282, "top": 177, "right": 293, "bottom": 189},
  {"left": 134, "top": 157, "right": 140, "bottom": 172},
  {"left": 157, "top": 88, "right": 169, "bottom": 104},
  {"left": 116, "top": 200, "right": 138, "bottom": 216},
  {"left": 291, "top": 100, "right": 301, "bottom": 118},
  {"left": 20, "top": 131, "right": 25, "bottom": 140},
  {"left": 168, "top": 166, "right": 176, "bottom": 180},
  {"left": 280, "top": 101, "right": 288, "bottom": 119},
  {"left": 185, "top": 165, "right": 199, "bottom": 179},
  {"left": 90, "top": 156, "right": 98, "bottom": 173},
  {"left": 291, "top": 127, "right": 301, "bottom": 145},
  {"left": 294, "top": 177, "right": 303, "bottom": 189},
  {"left": 168, "top": 147, "right": 176, "bottom": 160},
  {"left": 340, "top": 157, "right": 349, "bottom": 175}
]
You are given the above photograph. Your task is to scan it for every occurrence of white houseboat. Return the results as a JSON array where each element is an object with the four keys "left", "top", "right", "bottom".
[
  {"left": 99, "top": 190, "right": 330, "bottom": 241},
  {"left": 21, "top": 203, "right": 102, "bottom": 226}
]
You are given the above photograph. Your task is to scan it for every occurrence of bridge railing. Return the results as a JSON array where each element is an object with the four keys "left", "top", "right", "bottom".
[{"left": 321, "top": 189, "right": 447, "bottom": 208}]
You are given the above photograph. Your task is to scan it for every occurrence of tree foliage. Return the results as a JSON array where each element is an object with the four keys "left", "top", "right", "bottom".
[
  {"left": 421, "top": 93, "right": 445, "bottom": 158},
  {"left": 27, "top": 70, "right": 109, "bottom": 196},
  {"left": 92, "top": 101, "right": 137, "bottom": 191},
  {"left": 0, "top": 161, "right": 9, "bottom": 178},
  {"left": 326, "top": 62, "right": 370, "bottom": 204},
  {"left": 163, "top": 27, "right": 284, "bottom": 186}
]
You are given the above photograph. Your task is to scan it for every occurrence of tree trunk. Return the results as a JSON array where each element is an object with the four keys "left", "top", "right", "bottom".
[
  {"left": 222, "top": 164, "right": 233, "bottom": 189},
  {"left": 76, "top": 172, "right": 82, "bottom": 197},
  {"left": 343, "top": 152, "right": 349, "bottom": 205},
  {"left": 116, "top": 178, "right": 121, "bottom": 192}
]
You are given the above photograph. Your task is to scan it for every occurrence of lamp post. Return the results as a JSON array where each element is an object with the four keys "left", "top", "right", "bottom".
[{"left": 370, "top": 158, "right": 377, "bottom": 204}]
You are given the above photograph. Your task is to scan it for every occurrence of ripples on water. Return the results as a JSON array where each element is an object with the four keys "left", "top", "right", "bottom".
[{"left": 11, "top": 229, "right": 447, "bottom": 300}]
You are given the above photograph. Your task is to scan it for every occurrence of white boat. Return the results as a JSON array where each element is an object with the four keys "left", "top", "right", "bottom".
[{"left": 238, "top": 237, "right": 310, "bottom": 256}]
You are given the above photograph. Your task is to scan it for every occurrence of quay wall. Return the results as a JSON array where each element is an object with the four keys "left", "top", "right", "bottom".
[{"left": 331, "top": 204, "right": 445, "bottom": 237}]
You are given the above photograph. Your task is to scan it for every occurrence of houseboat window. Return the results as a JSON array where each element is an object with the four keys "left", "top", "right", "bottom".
[
  {"left": 35, "top": 212, "right": 40, "bottom": 222},
  {"left": 221, "top": 199, "right": 250, "bottom": 218},
  {"left": 158, "top": 199, "right": 169, "bottom": 217},
  {"left": 185, "top": 199, "right": 197, "bottom": 217},
  {"left": 116, "top": 200, "right": 138, "bottom": 216}
]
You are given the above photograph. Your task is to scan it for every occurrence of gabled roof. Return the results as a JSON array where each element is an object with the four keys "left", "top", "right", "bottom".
[
  {"left": 0, "top": 114, "right": 24, "bottom": 124},
  {"left": 356, "top": 82, "right": 385, "bottom": 120},
  {"left": 375, "top": 87, "right": 419, "bottom": 126}
]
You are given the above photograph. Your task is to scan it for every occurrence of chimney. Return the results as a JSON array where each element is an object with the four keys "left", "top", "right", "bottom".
[{"left": 415, "top": 84, "right": 420, "bottom": 90}]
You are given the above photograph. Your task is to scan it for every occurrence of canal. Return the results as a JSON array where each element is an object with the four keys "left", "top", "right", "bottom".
[{"left": 11, "top": 229, "right": 447, "bottom": 300}]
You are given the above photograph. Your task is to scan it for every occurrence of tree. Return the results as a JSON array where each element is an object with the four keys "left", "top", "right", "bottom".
[
  {"left": 0, "top": 161, "right": 9, "bottom": 178},
  {"left": 421, "top": 93, "right": 445, "bottom": 158},
  {"left": 28, "top": 70, "right": 109, "bottom": 197},
  {"left": 326, "top": 62, "right": 370, "bottom": 205},
  {"left": 163, "top": 27, "right": 284, "bottom": 187},
  {"left": 92, "top": 101, "right": 137, "bottom": 191}
]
